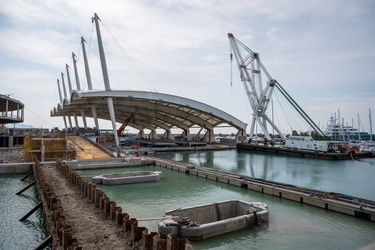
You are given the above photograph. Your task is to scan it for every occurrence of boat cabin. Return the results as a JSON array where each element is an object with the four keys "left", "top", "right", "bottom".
[{"left": 285, "top": 136, "right": 346, "bottom": 152}]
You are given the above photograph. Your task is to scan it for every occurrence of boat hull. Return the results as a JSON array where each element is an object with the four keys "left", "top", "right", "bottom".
[
  {"left": 158, "top": 200, "right": 269, "bottom": 240},
  {"left": 92, "top": 171, "right": 162, "bottom": 185}
]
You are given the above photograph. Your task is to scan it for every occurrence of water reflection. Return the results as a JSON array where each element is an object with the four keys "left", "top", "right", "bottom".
[{"left": 156, "top": 150, "right": 375, "bottom": 201}]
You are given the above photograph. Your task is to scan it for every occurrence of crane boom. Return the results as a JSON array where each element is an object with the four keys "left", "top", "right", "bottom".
[
  {"left": 228, "top": 33, "right": 326, "bottom": 140},
  {"left": 117, "top": 113, "right": 135, "bottom": 135},
  {"left": 228, "top": 33, "right": 283, "bottom": 140}
]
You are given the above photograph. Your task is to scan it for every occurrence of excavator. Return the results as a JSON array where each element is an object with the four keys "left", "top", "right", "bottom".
[{"left": 117, "top": 113, "right": 135, "bottom": 136}]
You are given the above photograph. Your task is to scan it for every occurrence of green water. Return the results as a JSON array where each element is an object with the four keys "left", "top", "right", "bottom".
[
  {"left": 0, "top": 175, "right": 49, "bottom": 250},
  {"left": 1, "top": 150, "right": 375, "bottom": 249},
  {"left": 76, "top": 150, "right": 375, "bottom": 250}
]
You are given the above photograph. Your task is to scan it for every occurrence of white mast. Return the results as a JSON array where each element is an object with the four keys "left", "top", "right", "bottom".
[
  {"left": 61, "top": 72, "right": 67, "bottom": 99},
  {"left": 72, "top": 52, "right": 81, "bottom": 91},
  {"left": 65, "top": 64, "right": 73, "bottom": 94},
  {"left": 358, "top": 113, "right": 361, "bottom": 141},
  {"left": 81, "top": 36, "right": 93, "bottom": 90},
  {"left": 57, "top": 79, "right": 62, "bottom": 103},
  {"left": 92, "top": 13, "right": 119, "bottom": 147},
  {"left": 370, "top": 108, "right": 373, "bottom": 141}
]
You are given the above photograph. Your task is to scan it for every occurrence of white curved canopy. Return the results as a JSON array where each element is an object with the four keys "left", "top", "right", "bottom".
[{"left": 51, "top": 90, "right": 247, "bottom": 133}]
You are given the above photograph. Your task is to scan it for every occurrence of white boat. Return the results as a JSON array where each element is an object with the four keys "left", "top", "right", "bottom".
[
  {"left": 92, "top": 171, "right": 162, "bottom": 185},
  {"left": 324, "top": 115, "right": 370, "bottom": 141},
  {"left": 158, "top": 200, "right": 269, "bottom": 240}
]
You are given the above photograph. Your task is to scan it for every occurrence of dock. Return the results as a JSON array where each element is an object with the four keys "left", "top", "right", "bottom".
[{"left": 143, "top": 155, "right": 375, "bottom": 221}]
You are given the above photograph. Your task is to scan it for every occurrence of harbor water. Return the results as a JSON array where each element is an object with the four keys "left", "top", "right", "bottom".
[
  {"left": 0, "top": 175, "right": 49, "bottom": 250},
  {"left": 1, "top": 150, "right": 375, "bottom": 249}
]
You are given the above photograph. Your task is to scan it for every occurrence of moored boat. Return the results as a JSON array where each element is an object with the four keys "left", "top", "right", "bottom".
[
  {"left": 158, "top": 200, "right": 269, "bottom": 240},
  {"left": 325, "top": 115, "right": 371, "bottom": 141}
]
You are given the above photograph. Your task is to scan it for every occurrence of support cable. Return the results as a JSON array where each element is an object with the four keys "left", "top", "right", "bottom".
[{"left": 100, "top": 20, "right": 157, "bottom": 93}]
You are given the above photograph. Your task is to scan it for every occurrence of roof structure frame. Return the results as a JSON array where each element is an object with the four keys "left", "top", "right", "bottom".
[{"left": 51, "top": 90, "right": 247, "bottom": 142}]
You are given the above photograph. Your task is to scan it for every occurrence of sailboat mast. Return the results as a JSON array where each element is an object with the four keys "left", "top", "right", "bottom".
[
  {"left": 358, "top": 113, "right": 361, "bottom": 141},
  {"left": 370, "top": 108, "right": 373, "bottom": 141}
]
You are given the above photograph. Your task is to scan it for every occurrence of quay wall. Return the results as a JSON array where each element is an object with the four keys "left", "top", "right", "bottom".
[
  {"left": 63, "top": 157, "right": 142, "bottom": 170},
  {"left": 153, "top": 145, "right": 235, "bottom": 153},
  {"left": 32, "top": 160, "right": 193, "bottom": 250},
  {"left": 0, "top": 161, "right": 55, "bottom": 175},
  {"left": 146, "top": 155, "right": 375, "bottom": 222}
]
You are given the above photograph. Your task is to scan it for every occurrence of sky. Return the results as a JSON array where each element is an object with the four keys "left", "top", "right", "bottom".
[{"left": 1, "top": 0, "right": 375, "bottom": 135}]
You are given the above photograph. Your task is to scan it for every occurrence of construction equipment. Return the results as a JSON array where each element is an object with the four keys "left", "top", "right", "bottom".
[
  {"left": 228, "top": 33, "right": 326, "bottom": 140},
  {"left": 117, "top": 113, "right": 135, "bottom": 135}
]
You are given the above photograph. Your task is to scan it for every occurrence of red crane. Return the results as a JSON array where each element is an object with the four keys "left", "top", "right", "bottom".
[{"left": 117, "top": 113, "right": 135, "bottom": 135}]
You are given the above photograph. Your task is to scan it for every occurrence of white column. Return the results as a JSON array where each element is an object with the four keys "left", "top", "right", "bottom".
[
  {"left": 91, "top": 105, "right": 99, "bottom": 129},
  {"left": 107, "top": 98, "right": 119, "bottom": 147},
  {"left": 81, "top": 110, "right": 87, "bottom": 129},
  {"left": 73, "top": 112, "right": 79, "bottom": 129},
  {"left": 63, "top": 116, "right": 68, "bottom": 130},
  {"left": 68, "top": 115, "right": 73, "bottom": 128}
]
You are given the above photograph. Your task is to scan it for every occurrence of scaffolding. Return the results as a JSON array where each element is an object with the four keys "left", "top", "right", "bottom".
[{"left": 23, "top": 136, "right": 76, "bottom": 162}]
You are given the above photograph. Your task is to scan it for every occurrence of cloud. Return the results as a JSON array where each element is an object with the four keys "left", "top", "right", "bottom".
[{"left": 0, "top": 0, "right": 374, "bottom": 133}]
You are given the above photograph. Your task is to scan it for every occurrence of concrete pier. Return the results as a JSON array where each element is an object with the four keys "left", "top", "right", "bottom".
[{"left": 144, "top": 155, "right": 375, "bottom": 222}]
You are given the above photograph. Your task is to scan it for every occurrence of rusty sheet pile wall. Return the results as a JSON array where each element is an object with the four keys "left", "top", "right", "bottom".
[{"left": 34, "top": 160, "right": 193, "bottom": 250}]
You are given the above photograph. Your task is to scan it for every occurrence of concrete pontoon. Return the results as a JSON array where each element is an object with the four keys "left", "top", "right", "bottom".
[
  {"left": 158, "top": 200, "right": 269, "bottom": 240},
  {"left": 92, "top": 171, "right": 162, "bottom": 185}
]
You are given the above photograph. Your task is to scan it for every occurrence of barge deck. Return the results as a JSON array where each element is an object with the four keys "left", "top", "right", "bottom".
[{"left": 236, "top": 143, "right": 373, "bottom": 160}]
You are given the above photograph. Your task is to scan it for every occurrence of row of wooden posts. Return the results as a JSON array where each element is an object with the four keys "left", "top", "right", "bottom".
[
  {"left": 34, "top": 161, "right": 78, "bottom": 249},
  {"left": 35, "top": 160, "right": 193, "bottom": 250}
]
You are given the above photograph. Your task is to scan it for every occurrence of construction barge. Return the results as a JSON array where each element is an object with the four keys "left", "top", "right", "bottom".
[
  {"left": 236, "top": 143, "right": 373, "bottom": 160},
  {"left": 158, "top": 200, "right": 269, "bottom": 240},
  {"left": 144, "top": 155, "right": 375, "bottom": 222}
]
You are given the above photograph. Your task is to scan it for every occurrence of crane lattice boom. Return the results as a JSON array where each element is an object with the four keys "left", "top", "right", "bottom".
[{"left": 228, "top": 33, "right": 325, "bottom": 140}]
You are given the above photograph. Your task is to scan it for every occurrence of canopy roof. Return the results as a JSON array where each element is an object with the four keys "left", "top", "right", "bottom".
[{"left": 51, "top": 90, "right": 247, "bottom": 133}]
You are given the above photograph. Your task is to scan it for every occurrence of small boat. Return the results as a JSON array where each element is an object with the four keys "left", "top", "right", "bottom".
[
  {"left": 158, "top": 200, "right": 269, "bottom": 240},
  {"left": 92, "top": 171, "right": 162, "bottom": 185}
]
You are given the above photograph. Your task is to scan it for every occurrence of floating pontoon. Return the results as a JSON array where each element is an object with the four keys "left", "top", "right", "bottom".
[
  {"left": 158, "top": 200, "right": 269, "bottom": 240},
  {"left": 92, "top": 171, "right": 162, "bottom": 185}
]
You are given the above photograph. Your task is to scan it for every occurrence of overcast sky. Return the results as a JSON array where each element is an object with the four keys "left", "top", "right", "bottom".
[{"left": 1, "top": 0, "right": 374, "bottom": 135}]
